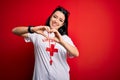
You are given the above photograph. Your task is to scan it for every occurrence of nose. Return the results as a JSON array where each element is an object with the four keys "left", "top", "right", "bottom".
[{"left": 54, "top": 18, "right": 59, "bottom": 23}]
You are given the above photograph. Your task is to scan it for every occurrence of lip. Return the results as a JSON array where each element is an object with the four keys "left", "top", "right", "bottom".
[
  {"left": 52, "top": 23, "right": 57, "bottom": 27},
  {"left": 51, "top": 22, "right": 58, "bottom": 27}
]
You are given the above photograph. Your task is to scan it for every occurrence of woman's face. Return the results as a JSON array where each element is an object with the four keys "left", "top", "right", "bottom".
[{"left": 50, "top": 11, "right": 65, "bottom": 30}]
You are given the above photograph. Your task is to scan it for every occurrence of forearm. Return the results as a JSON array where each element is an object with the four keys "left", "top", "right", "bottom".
[
  {"left": 12, "top": 26, "right": 29, "bottom": 36},
  {"left": 60, "top": 40, "right": 79, "bottom": 57}
]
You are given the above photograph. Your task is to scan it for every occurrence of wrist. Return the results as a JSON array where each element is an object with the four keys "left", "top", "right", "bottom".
[
  {"left": 28, "top": 26, "right": 34, "bottom": 33},
  {"left": 59, "top": 39, "right": 65, "bottom": 45}
]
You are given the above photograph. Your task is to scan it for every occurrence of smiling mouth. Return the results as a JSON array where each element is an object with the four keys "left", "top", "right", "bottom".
[
  {"left": 52, "top": 23, "right": 57, "bottom": 27},
  {"left": 51, "top": 22, "right": 58, "bottom": 27}
]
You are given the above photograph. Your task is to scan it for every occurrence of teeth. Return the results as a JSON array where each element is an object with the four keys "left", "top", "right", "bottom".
[{"left": 52, "top": 24, "right": 57, "bottom": 26}]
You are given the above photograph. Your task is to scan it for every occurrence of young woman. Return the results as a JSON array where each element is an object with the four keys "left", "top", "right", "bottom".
[{"left": 12, "top": 6, "right": 79, "bottom": 80}]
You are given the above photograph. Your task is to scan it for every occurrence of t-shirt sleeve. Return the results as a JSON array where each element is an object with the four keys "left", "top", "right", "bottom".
[
  {"left": 62, "top": 35, "right": 76, "bottom": 58},
  {"left": 62, "top": 35, "right": 75, "bottom": 47},
  {"left": 24, "top": 33, "right": 36, "bottom": 42}
]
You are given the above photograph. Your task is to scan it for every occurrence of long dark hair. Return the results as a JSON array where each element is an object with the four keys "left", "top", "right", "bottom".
[{"left": 46, "top": 6, "right": 70, "bottom": 35}]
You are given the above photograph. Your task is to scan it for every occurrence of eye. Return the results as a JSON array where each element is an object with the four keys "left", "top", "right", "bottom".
[
  {"left": 59, "top": 19, "right": 64, "bottom": 22},
  {"left": 60, "top": 20, "right": 63, "bottom": 22},
  {"left": 53, "top": 15, "right": 57, "bottom": 18}
]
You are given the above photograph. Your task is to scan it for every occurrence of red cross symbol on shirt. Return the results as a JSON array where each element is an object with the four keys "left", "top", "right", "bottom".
[
  {"left": 46, "top": 44, "right": 58, "bottom": 56},
  {"left": 46, "top": 44, "right": 58, "bottom": 65}
]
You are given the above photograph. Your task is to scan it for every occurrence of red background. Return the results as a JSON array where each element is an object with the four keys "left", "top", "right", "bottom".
[{"left": 0, "top": 0, "right": 120, "bottom": 80}]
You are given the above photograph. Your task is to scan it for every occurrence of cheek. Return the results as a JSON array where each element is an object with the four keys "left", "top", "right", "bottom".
[
  {"left": 50, "top": 17, "right": 55, "bottom": 21},
  {"left": 49, "top": 18, "right": 52, "bottom": 25},
  {"left": 49, "top": 18, "right": 54, "bottom": 24},
  {"left": 60, "top": 22, "right": 64, "bottom": 26}
]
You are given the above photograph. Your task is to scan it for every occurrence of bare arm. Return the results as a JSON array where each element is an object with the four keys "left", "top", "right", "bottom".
[
  {"left": 60, "top": 40, "right": 79, "bottom": 57},
  {"left": 12, "top": 26, "right": 29, "bottom": 37},
  {"left": 12, "top": 26, "right": 50, "bottom": 37},
  {"left": 50, "top": 29, "right": 79, "bottom": 57}
]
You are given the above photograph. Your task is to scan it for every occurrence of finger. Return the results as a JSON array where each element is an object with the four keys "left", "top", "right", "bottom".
[
  {"left": 49, "top": 37, "right": 58, "bottom": 42},
  {"left": 43, "top": 34, "right": 49, "bottom": 38},
  {"left": 45, "top": 26, "right": 50, "bottom": 32},
  {"left": 40, "top": 32, "right": 48, "bottom": 38},
  {"left": 50, "top": 29, "right": 60, "bottom": 37},
  {"left": 36, "top": 26, "right": 44, "bottom": 29},
  {"left": 40, "top": 26, "right": 49, "bottom": 32},
  {"left": 49, "top": 29, "right": 56, "bottom": 33}
]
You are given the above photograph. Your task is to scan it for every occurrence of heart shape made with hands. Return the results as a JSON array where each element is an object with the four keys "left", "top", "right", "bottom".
[{"left": 43, "top": 30, "right": 55, "bottom": 39}]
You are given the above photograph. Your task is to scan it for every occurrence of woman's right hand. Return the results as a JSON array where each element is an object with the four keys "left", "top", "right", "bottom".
[{"left": 32, "top": 26, "right": 50, "bottom": 37}]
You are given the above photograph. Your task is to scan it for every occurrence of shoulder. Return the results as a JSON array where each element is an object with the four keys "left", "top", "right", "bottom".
[
  {"left": 25, "top": 33, "right": 43, "bottom": 42},
  {"left": 27, "top": 33, "right": 43, "bottom": 40},
  {"left": 62, "top": 35, "right": 72, "bottom": 43},
  {"left": 62, "top": 35, "right": 75, "bottom": 46},
  {"left": 62, "top": 35, "right": 71, "bottom": 40}
]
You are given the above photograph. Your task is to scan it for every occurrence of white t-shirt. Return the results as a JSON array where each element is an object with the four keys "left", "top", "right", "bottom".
[{"left": 25, "top": 31, "right": 75, "bottom": 80}]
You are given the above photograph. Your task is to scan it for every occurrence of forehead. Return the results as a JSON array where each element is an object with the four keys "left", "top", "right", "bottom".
[{"left": 53, "top": 11, "right": 65, "bottom": 20}]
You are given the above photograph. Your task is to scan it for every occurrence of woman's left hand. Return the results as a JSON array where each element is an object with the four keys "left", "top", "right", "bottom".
[{"left": 49, "top": 29, "right": 79, "bottom": 57}]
